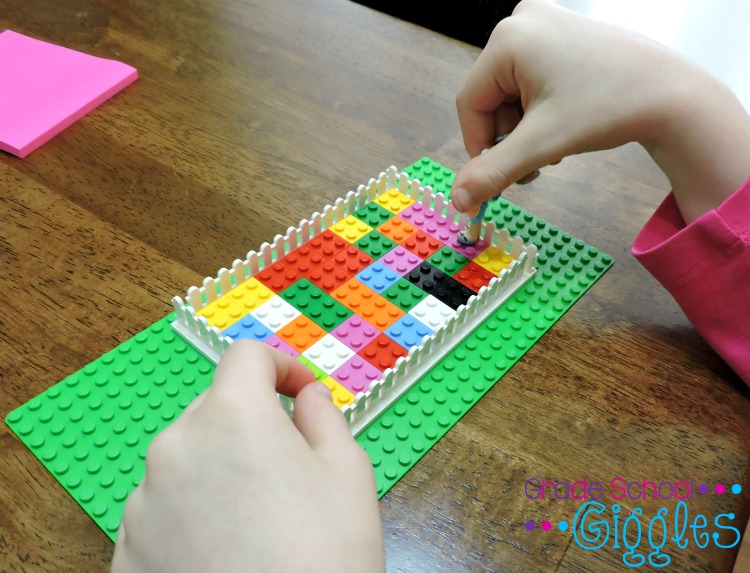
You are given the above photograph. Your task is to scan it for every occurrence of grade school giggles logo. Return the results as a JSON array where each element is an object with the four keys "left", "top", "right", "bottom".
[{"left": 522, "top": 477, "right": 743, "bottom": 569}]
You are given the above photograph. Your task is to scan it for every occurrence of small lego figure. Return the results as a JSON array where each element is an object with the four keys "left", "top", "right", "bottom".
[{"left": 457, "top": 134, "right": 540, "bottom": 245}]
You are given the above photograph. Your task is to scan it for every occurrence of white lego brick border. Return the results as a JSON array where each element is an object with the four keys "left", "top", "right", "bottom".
[{"left": 171, "top": 166, "right": 538, "bottom": 434}]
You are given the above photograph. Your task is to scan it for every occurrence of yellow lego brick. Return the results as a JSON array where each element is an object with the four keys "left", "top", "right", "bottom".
[
  {"left": 329, "top": 215, "right": 373, "bottom": 243},
  {"left": 226, "top": 277, "right": 275, "bottom": 314},
  {"left": 321, "top": 376, "right": 355, "bottom": 408},
  {"left": 374, "top": 189, "right": 415, "bottom": 214},
  {"left": 473, "top": 246, "right": 515, "bottom": 276},
  {"left": 197, "top": 278, "right": 275, "bottom": 331},
  {"left": 197, "top": 297, "right": 245, "bottom": 331}
]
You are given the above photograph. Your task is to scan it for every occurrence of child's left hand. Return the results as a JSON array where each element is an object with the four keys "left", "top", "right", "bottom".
[{"left": 111, "top": 340, "right": 385, "bottom": 573}]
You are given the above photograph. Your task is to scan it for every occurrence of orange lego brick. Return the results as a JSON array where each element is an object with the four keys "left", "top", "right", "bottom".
[
  {"left": 377, "top": 215, "right": 418, "bottom": 243},
  {"left": 332, "top": 278, "right": 379, "bottom": 314},
  {"left": 373, "top": 189, "right": 415, "bottom": 214},
  {"left": 332, "top": 278, "right": 405, "bottom": 330},
  {"left": 276, "top": 315, "right": 327, "bottom": 353}
]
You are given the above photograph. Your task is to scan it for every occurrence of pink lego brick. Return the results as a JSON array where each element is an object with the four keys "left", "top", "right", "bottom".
[
  {"left": 447, "top": 236, "right": 490, "bottom": 259},
  {"left": 264, "top": 334, "right": 301, "bottom": 358},
  {"left": 330, "top": 315, "right": 381, "bottom": 352},
  {"left": 380, "top": 246, "right": 423, "bottom": 276},
  {"left": 398, "top": 203, "right": 462, "bottom": 243},
  {"left": 331, "top": 355, "right": 383, "bottom": 395}
]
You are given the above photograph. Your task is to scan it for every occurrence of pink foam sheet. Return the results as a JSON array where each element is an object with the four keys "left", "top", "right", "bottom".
[{"left": 0, "top": 30, "right": 138, "bottom": 158}]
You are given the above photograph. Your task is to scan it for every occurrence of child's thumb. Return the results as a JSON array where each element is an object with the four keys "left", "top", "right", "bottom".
[{"left": 293, "top": 382, "right": 354, "bottom": 452}]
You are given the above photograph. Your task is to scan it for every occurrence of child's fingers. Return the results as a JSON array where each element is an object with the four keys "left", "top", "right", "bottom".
[
  {"left": 456, "top": 40, "right": 518, "bottom": 157},
  {"left": 205, "top": 340, "right": 317, "bottom": 419},
  {"left": 452, "top": 105, "right": 557, "bottom": 212}
]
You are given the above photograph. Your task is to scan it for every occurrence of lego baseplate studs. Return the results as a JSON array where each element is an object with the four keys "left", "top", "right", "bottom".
[
  {"left": 6, "top": 157, "right": 613, "bottom": 538},
  {"left": 171, "top": 166, "right": 538, "bottom": 436}
]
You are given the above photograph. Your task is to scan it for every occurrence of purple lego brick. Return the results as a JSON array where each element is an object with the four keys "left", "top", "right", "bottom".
[
  {"left": 399, "top": 203, "right": 462, "bottom": 243},
  {"left": 331, "top": 315, "right": 381, "bottom": 352},
  {"left": 356, "top": 261, "right": 400, "bottom": 293},
  {"left": 331, "top": 355, "right": 383, "bottom": 395},
  {"left": 380, "top": 245, "right": 423, "bottom": 276},
  {"left": 264, "top": 334, "right": 300, "bottom": 358}
]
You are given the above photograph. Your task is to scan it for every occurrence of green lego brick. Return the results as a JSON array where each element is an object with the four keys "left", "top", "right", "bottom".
[
  {"left": 5, "top": 157, "right": 613, "bottom": 539},
  {"left": 426, "top": 245, "right": 471, "bottom": 275},
  {"left": 5, "top": 315, "right": 215, "bottom": 541},
  {"left": 352, "top": 202, "right": 394, "bottom": 227},
  {"left": 354, "top": 230, "right": 397, "bottom": 260},
  {"left": 297, "top": 355, "right": 328, "bottom": 382},
  {"left": 280, "top": 278, "right": 353, "bottom": 331},
  {"left": 355, "top": 157, "right": 613, "bottom": 497},
  {"left": 381, "top": 278, "right": 429, "bottom": 312},
  {"left": 402, "top": 157, "right": 456, "bottom": 196}
]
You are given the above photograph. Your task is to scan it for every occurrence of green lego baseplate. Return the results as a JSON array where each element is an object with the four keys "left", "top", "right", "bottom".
[{"left": 5, "top": 157, "right": 613, "bottom": 541}]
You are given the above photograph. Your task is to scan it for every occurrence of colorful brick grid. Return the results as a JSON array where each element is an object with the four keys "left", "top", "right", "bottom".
[{"left": 5, "top": 157, "right": 613, "bottom": 541}]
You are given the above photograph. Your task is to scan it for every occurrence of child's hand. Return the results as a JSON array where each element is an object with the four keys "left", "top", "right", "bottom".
[
  {"left": 111, "top": 340, "right": 385, "bottom": 573},
  {"left": 452, "top": 0, "right": 750, "bottom": 224}
]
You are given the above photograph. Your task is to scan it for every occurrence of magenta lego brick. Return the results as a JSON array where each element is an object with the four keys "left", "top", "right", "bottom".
[
  {"left": 263, "top": 334, "right": 300, "bottom": 358},
  {"left": 398, "top": 203, "right": 462, "bottom": 244},
  {"left": 446, "top": 236, "right": 490, "bottom": 259},
  {"left": 331, "top": 355, "right": 383, "bottom": 395},
  {"left": 380, "top": 245, "right": 424, "bottom": 276},
  {"left": 330, "top": 315, "right": 382, "bottom": 352}
]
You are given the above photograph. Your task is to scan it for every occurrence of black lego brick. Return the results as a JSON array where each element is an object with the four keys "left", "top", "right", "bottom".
[{"left": 405, "top": 261, "right": 475, "bottom": 310}]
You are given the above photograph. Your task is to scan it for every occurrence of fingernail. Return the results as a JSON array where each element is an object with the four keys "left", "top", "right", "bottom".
[
  {"left": 313, "top": 383, "right": 332, "bottom": 398},
  {"left": 452, "top": 187, "right": 470, "bottom": 211}
]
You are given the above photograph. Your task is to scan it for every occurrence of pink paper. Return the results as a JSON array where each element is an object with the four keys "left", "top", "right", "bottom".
[{"left": 0, "top": 30, "right": 138, "bottom": 158}]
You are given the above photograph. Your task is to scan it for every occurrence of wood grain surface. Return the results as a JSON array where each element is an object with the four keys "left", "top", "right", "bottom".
[{"left": 1, "top": 1, "right": 748, "bottom": 572}]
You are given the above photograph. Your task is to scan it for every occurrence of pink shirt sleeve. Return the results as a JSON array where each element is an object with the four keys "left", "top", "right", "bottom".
[{"left": 631, "top": 176, "right": 750, "bottom": 386}]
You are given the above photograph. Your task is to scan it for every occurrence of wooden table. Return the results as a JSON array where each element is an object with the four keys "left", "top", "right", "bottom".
[{"left": 1, "top": 1, "right": 748, "bottom": 571}]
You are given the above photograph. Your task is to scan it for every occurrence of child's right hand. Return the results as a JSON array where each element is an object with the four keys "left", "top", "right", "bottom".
[{"left": 452, "top": 0, "right": 750, "bottom": 224}]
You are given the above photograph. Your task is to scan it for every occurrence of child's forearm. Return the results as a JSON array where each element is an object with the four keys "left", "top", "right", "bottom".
[{"left": 644, "top": 75, "right": 750, "bottom": 223}]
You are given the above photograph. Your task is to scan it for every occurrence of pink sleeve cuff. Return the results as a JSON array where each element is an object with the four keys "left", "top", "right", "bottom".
[{"left": 632, "top": 176, "right": 750, "bottom": 385}]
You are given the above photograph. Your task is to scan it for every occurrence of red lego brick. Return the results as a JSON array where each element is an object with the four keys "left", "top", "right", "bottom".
[
  {"left": 331, "top": 245, "right": 375, "bottom": 275},
  {"left": 255, "top": 261, "right": 306, "bottom": 293},
  {"left": 359, "top": 333, "right": 409, "bottom": 371},
  {"left": 306, "top": 259, "right": 352, "bottom": 293},
  {"left": 401, "top": 229, "right": 443, "bottom": 260},
  {"left": 452, "top": 260, "right": 496, "bottom": 293},
  {"left": 282, "top": 230, "right": 349, "bottom": 274}
]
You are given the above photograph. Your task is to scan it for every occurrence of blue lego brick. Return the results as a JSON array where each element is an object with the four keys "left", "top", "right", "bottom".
[
  {"left": 222, "top": 315, "right": 274, "bottom": 342},
  {"left": 384, "top": 315, "right": 433, "bottom": 349},
  {"left": 356, "top": 261, "right": 401, "bottom": 294}
]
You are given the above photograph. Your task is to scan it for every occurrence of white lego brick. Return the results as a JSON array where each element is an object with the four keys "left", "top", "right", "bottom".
[
  {"left": 250, "top": 297, "right": 301, "bottom": 331},
  {"left": 302, "top": 334, "right": 355, "bottom": 374},
  {"left": 408, "top": 295, "right": 456, "bottom": 331}
]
